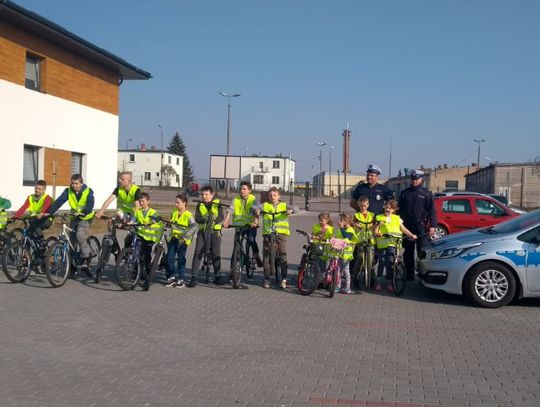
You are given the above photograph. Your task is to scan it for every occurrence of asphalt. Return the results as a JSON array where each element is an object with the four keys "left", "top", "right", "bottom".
[{"left": 1, "top": 211, "right": 540, "bottom": 407}]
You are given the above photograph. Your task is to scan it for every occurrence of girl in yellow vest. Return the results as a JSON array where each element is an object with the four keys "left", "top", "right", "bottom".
[
  {"left": 335, "top": 213, "right": 357, "bottom": 294},
  {"left": 311, "top": 212, "right": 334, "bottom": 273},
  {"left": 374, "top": 200, "right": 416, "bottom": 292},
  {"left": 165, "top": 193, "right": 197, "bottom": 288}
]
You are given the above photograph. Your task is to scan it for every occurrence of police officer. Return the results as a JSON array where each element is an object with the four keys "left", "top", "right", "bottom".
[
  {"left": 398, "top": 170, "right": 437, "bottom": 280},
  {"left": 349, "top": 164, "right": 393, "bottom": 216}
]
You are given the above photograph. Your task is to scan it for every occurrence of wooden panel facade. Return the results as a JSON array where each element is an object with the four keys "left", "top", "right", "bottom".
[{"left": 44, "top": 147, "right": 73, "bottom": 186}]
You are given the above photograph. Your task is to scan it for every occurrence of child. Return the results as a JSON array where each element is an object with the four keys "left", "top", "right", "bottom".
[
  {"left": 166, "top": 193, "right": 197, "bottom": 288},
  {"left": 374, "top": 199, "right": 416, "bottom": 292},
  {"left": 335, "top": 213, "right": 357, "bottom": 294},
  {"left": 260, "top": 187, "right": 297, "bottom": 289},
  {"left": 189, "top": 186, "right": 224, "bottom": 287},
  {"left": 353, "top": 195, "right": 375, "bottom": 239},
  {"left": 311, "top": 212, "right": 334, "bottom": 274},
  {"left": 0, "top": 195, "right": 11, "bottom": 231},
  {"left": 15, "top": 180, "right": 53, "bottom": 241},
  {"left": 133, "top": 192, "right": 164, "bottom": 283}
]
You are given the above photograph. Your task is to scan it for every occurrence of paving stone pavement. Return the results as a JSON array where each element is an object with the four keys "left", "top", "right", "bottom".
[{"left": 1, "top": 212, "right": 540, "bottom": 407}]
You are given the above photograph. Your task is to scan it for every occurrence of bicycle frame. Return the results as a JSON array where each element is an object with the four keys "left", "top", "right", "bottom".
[{"left": 260, "top": 210, "right": 288, "bottom": 283}]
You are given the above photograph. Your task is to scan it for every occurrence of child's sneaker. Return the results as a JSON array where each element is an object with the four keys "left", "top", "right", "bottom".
[
  {"left": 280, "top": 279, "right": 287, "bottom": 289},
  {"left": 165, "top": 277, "right": 177, "bottom": 287},
  {"left": 175, "top": 280, "right": 185, "bottom": 288},
  {"left": 263, "top": 279, "right": 270, "bottom": 289},
  {"left": 341, "top": 288, "right": 352, "bottom": 294},
  {"left": 374, "top": 282, "right": 383, "bottom": 292}
]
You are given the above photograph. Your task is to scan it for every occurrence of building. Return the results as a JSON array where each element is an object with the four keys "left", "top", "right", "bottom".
[
  {"left": 465, "top": 162, "right": 540, "bottom": 209},
  {"left": 118, "top": 145, "right": 183, "bottom": 188},
  {"left": 312, "top": 172, "right": 372, "bottom": 197},
  {"left": 210, "top": 154, "right": 295, "bottom": 192},
  {"left": 0, "top": 1, "right": 150, "bottom": 207},
  {"left": 386, "top": 166, "right": 475, "bottom": 197}
]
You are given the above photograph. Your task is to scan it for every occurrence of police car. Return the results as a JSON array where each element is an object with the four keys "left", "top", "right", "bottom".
[{"left": 417, "top": 209, "right": 540, "bottom": 308}]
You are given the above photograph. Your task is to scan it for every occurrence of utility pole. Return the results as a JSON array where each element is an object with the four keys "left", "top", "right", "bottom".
[
  {"left": 158, "top": 124, "right": 164, "bottom": 186},
  {"left": 473, "top": 139, "right": 486, "bottom": 169}
]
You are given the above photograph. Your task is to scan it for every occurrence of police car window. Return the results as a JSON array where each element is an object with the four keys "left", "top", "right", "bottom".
[
  {"left": 442, "top": 199, "right": 472, "bottom": 214},
  {"left": 517, "top": 226, "right": 540, "bottom": 244},
  {"left": 475, "top": 199, "right": 504, "bottom": 216}
]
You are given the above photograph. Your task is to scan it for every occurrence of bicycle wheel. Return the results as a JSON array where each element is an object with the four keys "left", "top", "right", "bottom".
[
  {"left": 115, "top": 247, "right": 141, "bottom": 290},
  {"left": 269, "top": 234, "right": 279, "bottom": 283},
  {"left": 143, "top": 245, "right": 163, "bottom": 291},
  {"left": 2, "top": 241, "right": 31, "bottom": 283},
  {"left": 363, "top": 246, "right": 374, "bottom": 291},
  {"left": 297, "top": 259, "right": 321, "bottom": 296},
  {"left": 94, "top": 237, "right": 113, "bottom": 283},
  {"left": 45, "top": 242, "right": 71, "bottom": 288},
  {"left": 392, "top": 260, "right": 407, "bottom": 296},
  {"left": 244, "top": 242, "right": 254, "bottom": 280},
  {"left": 231, "top": 243, "right": 242, "bottom": 289},
  {"left": 328, "top": 265, "right": 338, "bottom": 298}
]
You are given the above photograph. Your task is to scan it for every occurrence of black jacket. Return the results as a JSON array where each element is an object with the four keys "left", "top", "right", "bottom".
[{"left": 398, "top": 185, "right": 437, "bottom": 233}]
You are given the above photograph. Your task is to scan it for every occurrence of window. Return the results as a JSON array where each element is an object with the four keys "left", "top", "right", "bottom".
[
  {"left": 168, "top": 156, "right": 171, "bottom": 164},
  {"left": 442, "top": 199, "right": 472, "bottom": 214},
  {"left": 156, "top": 172, "right": 160, "bottom": 177},
  {"left": 129, "top": 154, "right": 135, "bottom": 162},
  {"left": 273, "top": 160, "right": 280, "bottom": 169},
  {"left": 144, "top": 172, "right": 151, "bottom": 181},
  {"left": 25, "top": 53, "right": 42, "bottom": 91},
  {"left": 445, "top": 180, "right": 459, "bottom": 191},
  {"left": 272, "top": 176, "right": 280, "bottom": 184},
  {"left": 176, "top": 157, "right": 180, "bottom": 165},
  {"left": 71, "top": 153, "right": 83, "bottom": 175},
  {"left": 23, "top": 145, "right": 39, "bottom": 186},
  {"left": 475, "top": 199, "right": 505, "bottom": 216},
  {"left": 253, "top": 175, "right": 264, "bottom": 184},
  {"left": 259, "top": 161, "right": 263, "bottom": 170}
]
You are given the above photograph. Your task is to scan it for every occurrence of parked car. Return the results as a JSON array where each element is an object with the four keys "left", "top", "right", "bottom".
[
  {"left": 433, "top": 195, "right": 519, "bottom": 237},
  {"left": 417, "top": 209, "right": 540, "bottom": 308},
  {"left": 434, "top": 191, "right": 526, "bottom": 214},
  {"left": 488, "top": 194, "right": 527, "bottom": 214}
]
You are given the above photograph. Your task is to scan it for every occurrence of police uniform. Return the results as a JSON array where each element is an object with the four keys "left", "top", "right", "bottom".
[
  {"left": 398, "top": 170, "right": 437, "bottom": 280},
  {"left": 351, "top": 182, "right": 393, "bottom": 216}
]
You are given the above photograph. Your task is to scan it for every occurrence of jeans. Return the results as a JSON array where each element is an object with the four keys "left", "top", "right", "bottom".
[
  {"left": 235, "top": 227, "right": 260, "bottom": 255},
  {"left": 338, "top": 259, "right": 351, "bottom": 291},
  {"left": 376, "top": 247, "right": 397, "bottom": 279},
  {"left": 262, "top": 234, "right": 288, "bottom": 280},
  {"left": 69, "top": 219, "right": 91, "bottom": 258},
  {"left": 166, "top": 238, "right": 188, "bottom": 281}
]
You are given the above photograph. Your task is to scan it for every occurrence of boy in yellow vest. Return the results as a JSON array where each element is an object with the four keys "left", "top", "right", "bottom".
[
  {"left": 15, "top": 180, "right": 53, "bottom": 241},
  {"left": 0, "top": 195, "right": 12, "bottom": 230},
  {"left": 223, "top": 181, "right": 263, "bottom": 274},
  {"left": 41, "top": 174, "right": 95, "bottom": 263},
  {"left": 260, "top": 187, "right": 297, "bottom": 289},
  {"left": 133, "top": 192, "right": 163, "bottom": 284},
  {"left": 96, "top": 171, "right": 142, "bottom": 220},
  {"left": 188, "top": 186, "right": 224, "bottom": 287},
  {"left": 165, "top": 193, "right": 197, "bottom": 288},
  {"left": 374, "top": 199, "right": 416, "bottom": 292}
]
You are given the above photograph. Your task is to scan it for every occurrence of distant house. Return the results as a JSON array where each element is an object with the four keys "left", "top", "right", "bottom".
[
  {"left": 0, "top": 1, "right": 151, "bottom": 207},
  {"left": 465, "top": 162, "right": 540, "bottom": 209},
  {"left": 210, "top": 155, "right": 295, "bottom": 192},
  {"left": 118, "top": 145, "right": 183, "bottom": 188}
]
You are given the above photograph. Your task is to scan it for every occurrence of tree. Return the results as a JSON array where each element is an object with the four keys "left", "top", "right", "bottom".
[
  {"left": 168, "top": 132, "right": 194, "bottom": 187},
  {"left": 161, "top": 165, "right": 177, "bottom": 187}
]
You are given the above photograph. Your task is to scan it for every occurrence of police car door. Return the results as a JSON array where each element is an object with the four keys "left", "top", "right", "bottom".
[{"left": 520, "top": 226, "right": 540, "bottom": 293}]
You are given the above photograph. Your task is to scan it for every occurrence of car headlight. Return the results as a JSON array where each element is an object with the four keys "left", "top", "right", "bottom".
[{"left": 430, "top": 243, "right": 483, "bottom": 259}]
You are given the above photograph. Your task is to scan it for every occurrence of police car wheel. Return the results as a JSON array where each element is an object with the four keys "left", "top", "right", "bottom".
[{"left": 465, "top": 262, "right": 516, "bottom": 308}]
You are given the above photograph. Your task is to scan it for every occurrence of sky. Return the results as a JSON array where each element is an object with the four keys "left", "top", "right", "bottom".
[{"left": 14, "top": 0, "right": 540, "bottom": 181}]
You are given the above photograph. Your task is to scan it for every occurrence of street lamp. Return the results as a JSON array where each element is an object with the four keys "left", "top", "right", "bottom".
[
  {"left": 316, "top": 141, "right": 326, "bottom": 198},
  {"left": 158, "top": 124, "right": 164, "bottom": 186},
  {"left": 329, "top": 145, "right": 334, "bottom": 197},
  {"left": 473, "top": 139, "right": 486, "bottom": 169},
  {"left": 219, "top": 91, "right": 241, "bottom": 197},
  {"left": 125, "top": 138, "right": 133, "bottom": 151}
]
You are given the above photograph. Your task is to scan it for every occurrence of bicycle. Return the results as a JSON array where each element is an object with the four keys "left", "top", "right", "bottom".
[
  {"left": 2, "top": 217, "right": 56, "bottom": 283},
  {"left": 93, "top": 216, "right": 124, "bottom": 283},
  {"left": 44, "top": 214, "right": 101, "bottom": 288},
  {"left": 295, "top": 229, "right": 323, "bottom": 296},
  {"left": 0, "top": 220, "right": 24, "bottom": 255},
  {"left": 260, "top": 210, "right": 288, "bottom": 284},
  {"left": 380, "top": 233, "right": 414, "bottom": 296},
  {"left": 115, "top": 221, "right": 166, "bottom": 291},
  {"left": 230, "top": 225, "right": 259, "bottom": 289},
  {"left": 352, "top": 219, "right": 376, "bottom": 291}
]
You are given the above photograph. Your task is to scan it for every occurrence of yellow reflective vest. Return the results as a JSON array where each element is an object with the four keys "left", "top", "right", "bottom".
[
  {"left": 375, "top": 214, "right": 402, "bottom": 249},
  {"left": 134, "top": 208, "right": 163, "bottom": 243},
  {"left": 354, "top": 211, "right": 375, "bottom": 244},
  {"left": 262, "top": 202, "right": 289, "bottom": 236},
  {"left": 335, "top": 226, "right": 357, "bottom": 260},
  {"left": 117, "top": 184, "right": 140, "bottom": 215},
  {"left": 170, "top": 209, "right": 194, "bottom": 246},
  {"left": 198, "top": 199, "right": 222, "bottom": 231},
  {"left": 232, "top": 194, "right": 256, "bottom": 226},
  {"left": 27, "top": 193, "right": 50, "bottom": 216},
  {"left": 68, "top": 188, "right": 95, "bottom": 221},
  {"left": 0, "top": 210, "right": 7, "bottom": 230}
]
